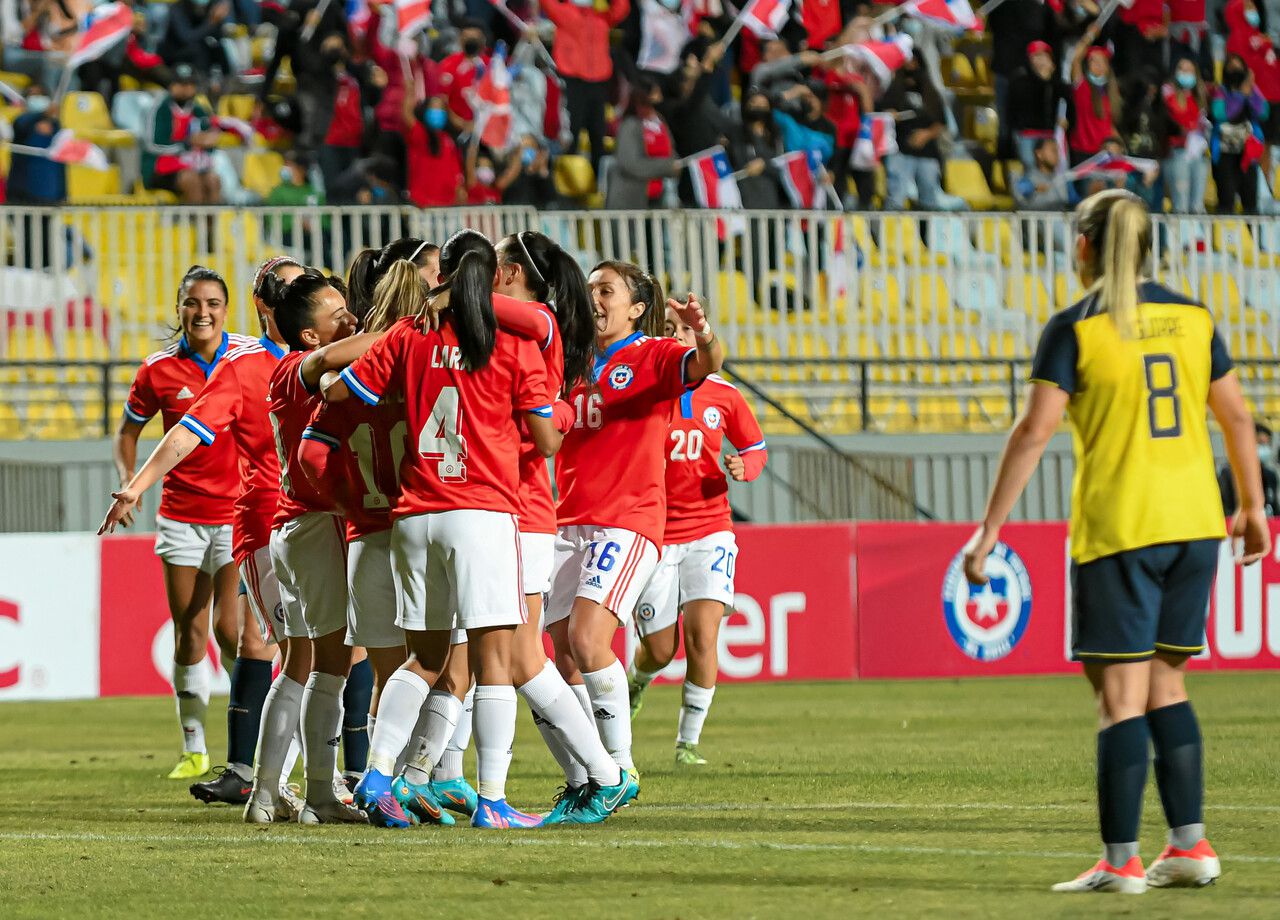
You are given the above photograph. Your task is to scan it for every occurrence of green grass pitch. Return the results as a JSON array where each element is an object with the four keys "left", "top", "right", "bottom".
[{"left": 1, "top": 674, "right": 1277, "bottom": 918}]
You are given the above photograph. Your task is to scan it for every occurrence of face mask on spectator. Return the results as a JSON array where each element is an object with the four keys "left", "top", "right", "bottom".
[
  {"left": 1175, "top": 71, "right": 1196, "bottom": 90},
  {"left": 1260, "top": 445, "right": 1272, "bottom": 465},
  {"left": 521, "top": 146, "right": 537, "bottom": 166},
  {"left": 660, "top": 0, "right": 681, "bottom": 8},
  {"left": 1087, "top": 72, "right": 1108, "bottom": 88},
  {"left": 280, "top": 166, "right": 293, "bottom": 182},
  {"left": 476, "top": 165, "right": 496, "bottom": 184},
  {"left": 463, "top": 38, "right": 483, "bottom": 56},
  {"left": 26, "top": 95, "right": 50, "bottom": 114},
  {"left": 1226, "top": 68, "right": 1247, "bottom": 89},
  {"left": 425, "top": 108, "right": 447, "bottom": 130},
  {"left": 744, "top": 106, "right": 770, "bottom": 123},
  {"left": 1246, "top": 9, "right": 1261, "bottom": 27},
  {"left": 191, "top": 0, "right": 209, "bottom": 8},
  {"left": 571, "top": 0, "right": 593, "bottom": 6}
]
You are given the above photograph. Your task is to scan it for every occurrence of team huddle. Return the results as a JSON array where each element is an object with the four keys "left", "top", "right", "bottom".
[{"left": 99, "top": 228, "right": 767, "bottom": 829}]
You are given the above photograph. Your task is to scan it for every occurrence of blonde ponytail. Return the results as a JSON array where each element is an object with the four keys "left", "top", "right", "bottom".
[
  {"left": 366, "top": 260, "right": 427, "bottom": 334},
  {"left": 1075, "top": 190, "right": 1151, "bottom": 338}
]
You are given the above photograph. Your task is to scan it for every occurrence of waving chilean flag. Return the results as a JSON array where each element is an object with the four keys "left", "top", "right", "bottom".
[
  {"left": 850, "top": 113, "right": 897, "bottom": 170},
  {"left": 901, "top": 0, "right": 982, "bottom": 33},
  {"left": 741, "top": 0, "right": 792, "bottom": 39},
  {"left": 394, "top": 0, "right": 433, "bottom": 38},
  {"left": 687, "top": 146, "right": 744, "bottom": 238},
  {"left": 772, "top": 149, "right": 827, "bottom": 209},
  {"left": 68, "top": 2, "right": 134, "bottom": 71}
]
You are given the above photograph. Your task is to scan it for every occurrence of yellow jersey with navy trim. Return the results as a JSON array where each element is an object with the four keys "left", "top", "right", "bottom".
[{"left": 1030, "top": 281, "right": 1233, "bottom": 564}]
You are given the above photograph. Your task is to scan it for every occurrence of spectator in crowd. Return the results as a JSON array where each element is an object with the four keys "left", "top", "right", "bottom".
[
  {"left": 773, "top": 79, "right": 836, "bottom": 163},
  {"left": 159, "top": 0, "right": 233, "bottom": 77},
  {"left": 508, "top": 41, "right": 552, "bottom": 149},
  {"left": 661, "top": 39, "right": 731, "bottom": 205},
  {"left": 365, "top": 6, "right": 437, "bottom": 188},
  {"left": 729, "top": 88, "right": 786, "bottom": 210},
  {"left": 880, "top": 51, "right": 966, "bottom": 211},
  {"left": 264, "top": 149, "right": 326, "bottom": 247},
  {"left": 463, "top": 143, "right": 508, "bottom": 205},
  {"left": 822, "top": 52, "right": 874, "bottom": 208},
  {"left": 1068, "top": 27, "right": 1120, "bottom": 168},
  {"left": 604, "top": 75, "right": 679, "bottom": 209},
  {"left": 16, "top": 0, "right": 90, "bottom": 89},
  {"left": 438, "top": 19, "right": 490, "bottom": 135},
  {"left": 1007, "top": 41, "right": 1070, "bottom": 172},
  {"left": 79, "top": 8, "right": 172, "bottom": 103},
  {"left": 749, "top": 38, "right": 822, "bottom": 98},
  {"left": 319, "top": 47, "right": 386, "bottom": 203},
  {"left": 1225, "top": 0, "right": 1280, "bottom": 142},
  {"left": 258, "top": 2, "right": 350, "bottom": 152},
  {"left": 141, "top": 64, "right": 222, "bottom": 204},
  {"left": 540, "top": 0, "right": 629, "bottom": 169},
  {"left": 6, "top": 82, "right": 64, "bottom": 204},
  {"left": 1211, "top": 54, "right": 1268, "bottom": 213},
  {"left": 402, "top": 94, "right": 465, "bottom": 208},
  {"left": 502, "top": 134, "right": 557, "bottom": 206},
  {"left": 987, "top": 0, "right": 1064, "bottom": 159},
  {"left": 1114, "top": 0, "right": 1169, "bottom": 78},
  {"left": 1013, "top": 136, "right": 1072, "bottom": 210},
  {"left": 1219, "top": 421, "right": 1279, "bottom": 515},
  {"left": 1169, "top": 0, "right": 1211, "bottom": 72},
  {"left": 1162, "top": 55, "right": 1209, "bottom": 214},
  {"left": 1118, "top": 67, "right": 1167, "bottom": 211}
]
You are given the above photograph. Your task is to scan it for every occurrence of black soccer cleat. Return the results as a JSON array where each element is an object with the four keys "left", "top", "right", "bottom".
[{"left": 189, "top": 765, "right": 252, "bottom": 805}]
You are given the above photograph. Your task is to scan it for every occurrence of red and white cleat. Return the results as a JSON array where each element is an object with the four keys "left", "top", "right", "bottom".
[
  {"left": 1051, "top": 857, "right": 1148, "bottom": 894},
  {"left": 1147, "top": 839, "right": 1221, "bottom": 888}
]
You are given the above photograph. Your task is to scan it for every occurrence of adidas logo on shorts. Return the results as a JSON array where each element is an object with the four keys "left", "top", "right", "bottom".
[
  {"left": 176, "top": 386, "right": 195, "bottom": 399},
  {"left": 585, "top": 575, "right": 603, "bottom": 589}
]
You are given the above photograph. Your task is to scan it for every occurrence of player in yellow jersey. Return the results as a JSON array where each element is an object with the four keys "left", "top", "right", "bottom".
[{"left": 961, "top": 189, "right": 1270, "bottom": 895}]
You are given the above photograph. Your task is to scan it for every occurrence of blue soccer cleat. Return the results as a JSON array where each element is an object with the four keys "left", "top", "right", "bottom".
[
  {"left": 539, "top": 784, "right": 589, "bottom": 827},
  {"left": 470, "top": 797, "right": 543, "bottom": 829},
  {"left": 429, "top": 777, "right": 478, "bottom": 817},
  {"left": 392, "top": 774, "right": 455, "bottom": 826},
  {"left": 558, "top": 770, "right": 640, "bottom": 825},
  {"left": 354, "top": 769, "right": 411, "bottom": 829}
]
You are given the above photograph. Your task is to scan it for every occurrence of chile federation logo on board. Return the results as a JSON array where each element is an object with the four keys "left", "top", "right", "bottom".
[{"left": 941, "top": 541, "right": 1032, "bottom": 662}]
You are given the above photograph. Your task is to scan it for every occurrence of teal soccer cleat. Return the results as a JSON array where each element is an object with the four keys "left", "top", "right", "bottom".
[
  {"left": 429, "top": 776, "right": 478, "bottom": 817},
  {"left": 392, "top": 774, "right": 455, "bottom": 826},
  {"left": 558, "top": 770, "right": 640, "bottom": 825},
  {"left": 539, "top": 784, "right": 589, "bottom": 826}
]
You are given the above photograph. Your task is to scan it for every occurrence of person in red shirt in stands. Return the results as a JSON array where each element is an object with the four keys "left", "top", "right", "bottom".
[
  {"left": 1115, "top": 0, "right": 1169, "bottom": 78},
  {"left": 402, "top": 94, "right": 465, "bottom": 208},
  {"left": 540, "top": 0, "right": 630, "bottom": 170},
  {"left": 437, "top": 20, "right": 491, "bottom": 134},
  {"left": 1225, "top": 0, "right": 1280, "bottom": 141},
  {"left": 1069, "top": 26, "right": 1120, "bottom": 169},
  {"left": 320, "top": 59, "right": 386, "bottom": 203}
]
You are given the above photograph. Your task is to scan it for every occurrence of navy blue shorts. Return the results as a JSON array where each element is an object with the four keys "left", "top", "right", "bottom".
[{"left": 1069, "top": 539, "right": 1219, "bottom": 661}]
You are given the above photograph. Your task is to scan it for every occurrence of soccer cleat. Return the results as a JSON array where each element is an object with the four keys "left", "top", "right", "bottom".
[
  {"left": 1146, "top": 840, "right": 1221, "bottom": 888},
  {"left": 392, "top": 774, "right": 455, "bottom": 826},
  {"left": 189, "top": 766, "right": 252, "bottom": 805},
  {"left": 429, "top": 777, "right": 479, "bottom": 817},
  {"left": 539, "top": 784, "right": 589, "bottom": 826},
  {"left": 167, "top": 751, "right": 211, "bottom": 780},
  {"left": 558, "top": 770, "right": 640, "bottom": 825},
  {"left": 628, "top": 678, "right": 646, "bottom": 720},
  {"left": 243, "top": 797, "right": 277, "bottom": 825},
  {"left": 674, "top": 742, "right": 707, "bottom": 767},
  {"left": 470, "top": 797, "right": 543, "bottom": 829},
  {"left": 298, "top": 800, "right": 368, "bottom": 825},
  {"left": 332, "top": 770, "right": 355, "bottom": 806},
  {"left": 1051, "top": 857, "right": 1147, "bottom": 894},
  {"left": 275, "top": 783, "right": 304, "bottom": 822},
  {"left": 354, "top": 769, "right": 411, "bottom": 829}
]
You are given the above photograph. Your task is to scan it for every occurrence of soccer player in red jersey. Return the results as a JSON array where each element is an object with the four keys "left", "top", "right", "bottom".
[
  {"left": 101, "top": 256, "right": 304, "bottom": 810},
  {"left": 250, "top": 269, "right": 361, "bottom": 825},
  {"left": 628, "top": 305, "right": 768, "bottom": 767},
  {"left": 543, "top": 261, "right": 723, "bottom": 823},
  {"left": 329, "top": 230, "right": 561, "bottom": 829},
  {"left": 346, "top": 238, "right": 440, "bottom": 319},
  {"left": 113, "top": 267, "right": 255, "bottom": 781}
]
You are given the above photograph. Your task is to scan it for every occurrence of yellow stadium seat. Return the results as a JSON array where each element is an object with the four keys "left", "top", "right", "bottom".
[
  {"left": 972, "top": 107, "right": 998, "bottom": 151},
  {"left": 853, "top": 275, "right": 901, "bottom": 324},
  {"left": 67, "top": 163, "right": 125, "bottom": 202},
  {"left": 949, "top": 54, "right": 975, "bottom": 87},
  {"left": 850, "top": 217, "right": 881, "bottom": 266},
  {"left": 977, "top": 217, "right": 1015, "bottom": 266},
  {"left": 974, "top": 56, "right": 992, "bottom": 89},
  {"left": 1199, "top": 272, "right": 1242, "bottom": 320},
  {"left": 0, "top": 402, "right": 20, "bottom": 439},
  {"left": 60, "top": 92, "right": 134, "bottom": 148},
  {"left": 908, "top": 275, "right": 951, "bottom": 322},
  {"left": 554, "top": 155, "right": 596, "bottom": 199},
  {"left": 63, "top": 328, "right": 112, "bottom": 383},
  {"left": 4, "top": 327, "right": 57, "bottom": 382},
  {"left": 944, "top": 159, "right": 996, "bottom": 210},
  {"left": 218, "top": 93, "right": 256, "bottom": 121},
  {"left": 0, "top": 71, "right": 31, "bottom": 92},
  {"left": 867, "top": 397, "right": 914, "bottom": 432},
  {"left": 243, "top": 150, "right": 285, "bottom": 198},
  {"left": 986, "top": 330, "right": 1020, "bottom": 358},
  {"left": 1007, "top": 275, "right": 1051, "bottom": 324},
  {"left": 1212, "top": 219, "right": 1271, "bottom": 267},
  {"left": 27, "top": 398, "right": 82, "bottom": 440},
  {"left": 881, "top": 216, "right": 944, "bottom": 267}
]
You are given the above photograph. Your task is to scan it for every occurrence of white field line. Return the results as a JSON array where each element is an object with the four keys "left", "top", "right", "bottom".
[{"left": 0, "top": 830, "right": 1276, "bottom": 864}]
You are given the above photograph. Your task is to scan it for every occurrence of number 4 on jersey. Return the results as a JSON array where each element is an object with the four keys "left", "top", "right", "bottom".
[{"left": 418, "top": 386, "right": 467, "bottom": 481}]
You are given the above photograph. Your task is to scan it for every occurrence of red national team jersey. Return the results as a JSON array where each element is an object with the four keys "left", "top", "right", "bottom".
[
  {"left": 304, "top": 395, "right": 408, "bottom": 541},
  {"left": 555, "top": 332, "right": 698, "bottom": 549},
  {"left": 340, "top": 316, "right": 554, "bottom": 517},
  {"left": 269, "top": 351, "right": 341, "bottom": 528},
  {"left": 124, "top": 332, "right": 254, "bottom": 525},
  {"left": 180, "top": 337, "right": 287, "bottom": 563},
  {"left": 663, "top": 375, "right": 766, "bottom": 545},
  {"left": 511, "top": 299, "right": 563, "bottom": 535}
]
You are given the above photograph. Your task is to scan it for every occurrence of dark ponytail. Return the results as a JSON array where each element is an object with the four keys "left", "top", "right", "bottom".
[
  {"left": 499, "top": 230, "right": 595, "bottom": 392},
  {"left": 264, "top": 267, "right": 340, "bottom": 352},
  {"left": 347, "top": 238, "right": 437, "bottom": 325},
  {"left": 432, "top": 229, "right": 497, "bottom": 370}
]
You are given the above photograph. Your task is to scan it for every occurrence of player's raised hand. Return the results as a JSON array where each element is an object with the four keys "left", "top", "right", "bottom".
[
  {"left": 1233, "top": 506, "right": 1271, "bottom": 565},
  {"left": 724, "top": 454, "right": 748, "bottom": 482},
  {"left": 960, "top": 523, "right": 998, "bottom": 585},
  {"left": 99, "top": 489, "right": 141, "bottom": 535},
  {"left": 669, "top": 293, "right": 708, "bottom": 333}
]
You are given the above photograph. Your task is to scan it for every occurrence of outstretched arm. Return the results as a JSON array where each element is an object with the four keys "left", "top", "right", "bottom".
[{"left": 99, "top": 424, "right": 204, "bottom": 534}]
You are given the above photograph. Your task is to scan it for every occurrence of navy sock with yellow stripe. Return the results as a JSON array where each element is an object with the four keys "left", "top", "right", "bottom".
[
  {"left": 342, "top": 658, "right": 374, "bottom": 773},
  {"left": 1096, "top": 716, "right": 1150, "bottom": 860},
  {"left": 1147, "top": 701, "right": 1204, "bottom": 840}
]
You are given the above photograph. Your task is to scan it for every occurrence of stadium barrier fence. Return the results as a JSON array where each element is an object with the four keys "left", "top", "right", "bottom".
[{"left": 3, "top": 522, "right": 1277, "bottom": 701}]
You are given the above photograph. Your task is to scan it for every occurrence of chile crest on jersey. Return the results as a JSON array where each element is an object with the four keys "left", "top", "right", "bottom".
[
  {"left": 608, "top": 364, "right": 635, "bottom": 390},
  {"left": 941, "top": 541, "right": 1032, "bottom": 662}
]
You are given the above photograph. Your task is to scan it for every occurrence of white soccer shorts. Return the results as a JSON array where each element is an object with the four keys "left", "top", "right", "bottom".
[
  {"left": 635, "top": 530, "right": 738, "bottom": 638},
  {"left": 521, "top": 531, "right": 556, "bottom": 597},
  {"left": 270, "top": 512, "right": 349, "bottom": 641},
  {"left": 346, "top": 529, "right": 404, "bottom": 649},
  {"left": 545, "top": 525, "right": 660, "bottom": 629},
  {"left": 239, "top": 543, "right": 293, "bottom": 643},
  {"left": 154, "top": 514, "right": 233, "bottom": 575},
  {"left": 392, "top": 509, "right": 526, "bottom": 633}
]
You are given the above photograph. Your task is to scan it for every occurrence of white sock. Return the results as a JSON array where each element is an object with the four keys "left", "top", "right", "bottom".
[
  {"left": 404, "top": 690, "right": 461, "bottom": 784},
  {"left": 582, "top": 660, "right": 633, "bottom": 772},
  {"left": 283, "top": 725, "right": 302, "bottom": 783},
  {"left": 252, "top": 674, "right": 304, "bottom": 799},
  {"left": 626, "top": 661, "right": 660, "bottom": 693},
  {"left": 173, "top": 659, "right": 210, "bottom": 754},
  {"left": 519, "top": 661, "right": 614, "bottom": 787},
  {"left": 677, "top": 682, "right": 716, "bottom": 745},
  {"left": 432, "top": 685, "right": 473, "bottom": 782},
  {"left": 301, "top": 672, "right": 346, "bottom": 804},
  {"left": 367, "top": 669, "right": 429, "bottom": 775},
  {"left": 367, "top": 713, "right": 376, "bottom": 743},
  {"left": 473, "top": 685, "right": 517, "bottom": 802},
  {"left": 570, "top": 683, "right": 592, "bottom": 721}
]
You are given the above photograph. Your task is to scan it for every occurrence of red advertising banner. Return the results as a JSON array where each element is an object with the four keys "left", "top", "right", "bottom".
[{"left": 856, "top": 521, "right": 1280, "bottom": 679}]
